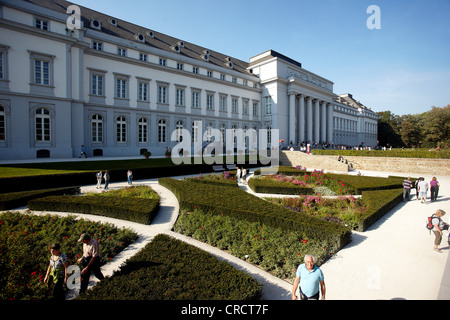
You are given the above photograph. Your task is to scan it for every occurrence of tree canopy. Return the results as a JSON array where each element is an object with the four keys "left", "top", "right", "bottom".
[{"left": 377, "top": 105, "right": 449, "bottom": 148}]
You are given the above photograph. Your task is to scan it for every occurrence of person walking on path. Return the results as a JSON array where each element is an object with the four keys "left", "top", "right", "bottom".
[
  {"left": 127, "top": 169, "right": 133, "bottom": 185},
  {"left": 236, "top": 167, "right": 241, "bottom": 184},
  {"left": 79, "top": 145, "right": 87, "bottom": 158},
  {"left": 103, "top": 170, "right": 110, "bottom": 190},
  {"left": 418, "top": 177, "right": 429, "bottom": 203},
  {"left": 431, "top": 209, "right": 448, "bottom": 253},
  {"left": 430, "top": 177, "right": 440, "bottom": 201},
  {"left": 77, "top": 233, "right": 105, "bottom": 294},
  {"left": 96, "top": 171, "right": 102, "bottom": 189},
  {"left": 402, "top": 177, "right": 413, "bottom": 202},
  {"left": 43, "top": 243, "right": 69, "bottom": 300},
  {"left": 292, "top": 254, "right": 326, "bottom": 300},
  {"left": 242, "top": 168, "right": 247, "bottom": 185}
]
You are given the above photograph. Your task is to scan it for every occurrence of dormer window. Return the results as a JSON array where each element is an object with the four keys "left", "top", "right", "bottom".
[
  {"left": 90, "top": 19, "right": 101, "bottom": 30},
  {"left": 178, "top": 41, "right": 185, "bottom": 48},
  {"left": 108, "top": 18, "right": 118, "bottom": 26},
  {"left": 135, "top": 33, "right": 145, "bottom": 42},
  {"left": 146, "top": 30, "right": 155, "bottom": 38},
  {"left": 172, "top": 44, "right": 181, "bottom": 53}
]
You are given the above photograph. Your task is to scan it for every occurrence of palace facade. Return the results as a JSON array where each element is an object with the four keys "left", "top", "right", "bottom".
[{"left": 0, "top": 0, "right": 378, "bottom": 160}]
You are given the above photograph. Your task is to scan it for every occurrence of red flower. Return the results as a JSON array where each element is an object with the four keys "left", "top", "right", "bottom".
[{"left": 302, "top": 239, "right": 308, "bottom": 244}]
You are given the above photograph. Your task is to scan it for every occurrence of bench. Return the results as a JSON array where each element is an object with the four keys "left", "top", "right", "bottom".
[{"left": 212, "top": 165, "right": 225, "bottom": 172}]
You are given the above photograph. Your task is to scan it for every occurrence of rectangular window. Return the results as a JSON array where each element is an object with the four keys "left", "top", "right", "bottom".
[
  {"left": 219, "top": 96, "right": 227, "bottom": 112},
  {"left": 243, "top": 100, "right": 249, "bottom": 114},
  {"left": 192, "top": 67, "right": 199, "bottom": 74},
  {"left": 253, "top": 102, "right": 258, "bottom": 116},
  {"left": 139, "top": 53, "right": 147, "bottom": 61},
  {"left": 92, "top": 75, "right": 103, "bottom": 96},
  {"left": 176, "top": 88, "right": 184, "bottom": 106},
  {"left": 177, "top": 63, "right": 184, "bottom": 70},
  {"left": 34, "top": 60, "right": 49, "bottom": 85},
  {"left": 232, "top": 98, "right": 238, "bottom": 113},
  {"left": 158, "top": 85, "right": 167, "bottom": 104},
  {"left": 0, "top": 52, "right": 3, "bottom": 79},
  {"left": 192, "top": 91, "right": 200, "bottom": 108},
  {"left": 93, "top": 42, "right": 102, "bottom": 51},
  {"left": 159, "top": 58, "right": 166, "bottom": 66},
  {"left": 117, "top": 48, "right": 126, "bottom": 56},
  {"left": 35, "top": 18, "right": 49, "bottom": 30},
  {"left": 206, "top": 93, "right": 214, "bottom": 110},
  {"left": 265, "top": 96, "right": 272, "bottom": 115},
  {"left": 116, "top": 79, "right": 127, "bottom": 98},
  {"left": 138, "top": 82, "right": 148, "bottom": 101}
]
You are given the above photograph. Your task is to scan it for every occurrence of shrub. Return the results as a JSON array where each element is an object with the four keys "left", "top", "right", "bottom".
[
  {"left": 77, "top": 234, "right": 262, "bottom": 300},
  {"left": 174, "top": 208, "right": 331, "bottom": 282},
  {"left": 0, "top": 187, "right": 80, "bottom": 210},
  {"left": 28, "top": 186, "right": 160, "bottom": 225},
  {"left": 159, "top": 178, "right": 351, "bottom": 255},
  {"left": 0, "top": 211, "right": 138, "bottom": 300}
]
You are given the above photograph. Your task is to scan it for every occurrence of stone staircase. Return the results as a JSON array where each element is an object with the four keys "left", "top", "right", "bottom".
[{"left": 279, "top": 150, "right": 349, "bottom": 172}]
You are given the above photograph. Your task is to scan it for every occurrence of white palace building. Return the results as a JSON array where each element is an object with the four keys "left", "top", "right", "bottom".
[{"left": 0, "top": 0, "right": 378, "bottom": 160}]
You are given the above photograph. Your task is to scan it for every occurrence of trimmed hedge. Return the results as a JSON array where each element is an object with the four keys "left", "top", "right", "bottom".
[
  {"left": 159, "top": 178, "right": 351, "bottom": 255},
  {"left": 78, "top": 234, "right": 263, "bottom": 300},
  {"left": 28, "top": 195, "right": 159, "bottom": 225},
  {"left": 248, "top": 178, "right": 315, "bottom": 195},
  {"left": 357, "top": 188, "right": 404, "bottom": 231},
  {"left": 0, "top": 186, "right": 80, "bottom": 210},
  {"left": 312, "top": 149, "right": 450, "bottom": 159}
]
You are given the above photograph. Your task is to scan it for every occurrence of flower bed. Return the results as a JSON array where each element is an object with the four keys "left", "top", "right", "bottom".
[
  {"left": 77, "top": 234, "right": 262, "bottom": 300},
  {"left": 0, "top": 211, "right": 138, "bottom": 300},
  {"left": 159, "top": 177, "right": 351, "bottom": 256},
  {"left": 174, "top": 208, "right": 330, "bottom": 282},
  {"left": 248, "top": 170, "right": 355, "bottom": 195},
  {"left": 267, "top": 195, "right": 366, "bottom": 229}
]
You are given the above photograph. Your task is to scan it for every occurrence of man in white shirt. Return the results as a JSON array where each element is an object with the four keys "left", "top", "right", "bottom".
[
  {"left": 418, "top": 177, "right": 429, "bottom": 203},
  {"left": 77, "top": 233, "right": 105, "bottom": 294}
]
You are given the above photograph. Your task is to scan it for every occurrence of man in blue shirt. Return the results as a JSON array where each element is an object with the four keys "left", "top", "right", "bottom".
[{"left": 292, "top": 254, "right": 326, "bottom": 300}]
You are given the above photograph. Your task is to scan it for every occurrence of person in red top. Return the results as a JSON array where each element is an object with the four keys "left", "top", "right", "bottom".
[
  {"left": 402, "top": 177, "right": 413, "bottom": 202},
  {"left": 77, "top": 233, "right": 104, "bottom": 294}
]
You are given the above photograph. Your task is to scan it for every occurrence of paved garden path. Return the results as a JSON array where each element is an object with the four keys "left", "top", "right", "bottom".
[{"left": 17, "top": 169, "right": 450, "bottom": 300}]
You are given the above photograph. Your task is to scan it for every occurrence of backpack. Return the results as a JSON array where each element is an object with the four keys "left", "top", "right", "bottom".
[{"left": 426, "top": 214, "right": 439, "bottom": 231}]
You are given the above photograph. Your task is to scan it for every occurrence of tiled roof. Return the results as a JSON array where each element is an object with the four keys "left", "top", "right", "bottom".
[{"left": 24, "top": 0, "right": 251, "bottom": 74}]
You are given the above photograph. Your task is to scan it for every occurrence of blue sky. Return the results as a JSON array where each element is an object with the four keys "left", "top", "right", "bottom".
[{"left": 72, "top": 0, "right": 450, "bottom": 115}]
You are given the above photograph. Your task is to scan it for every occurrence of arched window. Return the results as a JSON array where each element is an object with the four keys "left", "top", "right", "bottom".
[
  {"left": 191, "top": 121, "right": 200, "bottom": 143},
  {"left": 91, "top": 114, "right": 103, "bottom": 143},
  {"left": 175, "top": 120, "right": 183, "bottom": 142},
  {"left": 35, "top": 107, "right": 50, "bottom": 142},
  {"left": 158, "top": 119, "right": 166, "bottom": 143},
  {"left": 0, "top": 105, "right": 5, "bottom": 141},
  {"left": 138, "top": 117, "right": 148, "bottom": 143},
  {"left": 116, "top": 116, "right": 126, "bottom": 142}
]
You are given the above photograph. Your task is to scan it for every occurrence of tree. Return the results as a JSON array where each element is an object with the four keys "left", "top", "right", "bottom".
[
  {"left": 400, "top": 114, "right": 423, "bottom": 147},
  {"left": 422, "top": 105, "right": 450, "bottom": 148},
  {"left": 377, "top": 111, "right": 404, "bottom": 147}
]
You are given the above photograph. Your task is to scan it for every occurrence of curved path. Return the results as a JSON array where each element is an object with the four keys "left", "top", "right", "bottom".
[{"left": 15, "top": 169, "right": 450, "bottom": 300}]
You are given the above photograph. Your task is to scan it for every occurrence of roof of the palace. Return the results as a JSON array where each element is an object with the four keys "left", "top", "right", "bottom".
[{"left": 23, "top": 0, "right": 251, "bottom": 75}]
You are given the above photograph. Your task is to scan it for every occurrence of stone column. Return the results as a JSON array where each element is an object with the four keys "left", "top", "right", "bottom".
[
  {"left": 314, "top": 99, "right": 320, "bottom": 144},
  {"left": 306, "top": 97, "right": 312, "bottom": 143},
  {"left": 298, "top": 94, "right": 305, "bottom": 143},
  {"left": 327, "top": 104, "right": 334, "bottom": 143},
  {"left": 289, "top": 92, "right": 296, "bottom": 145},
  {"left": 321, "top": 101, "right": 327, "bottom": 143}
]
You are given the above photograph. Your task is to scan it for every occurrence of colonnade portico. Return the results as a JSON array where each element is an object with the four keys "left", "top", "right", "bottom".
[{"left": 289, "top": 92, "right": 334, "bottom": 145}]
